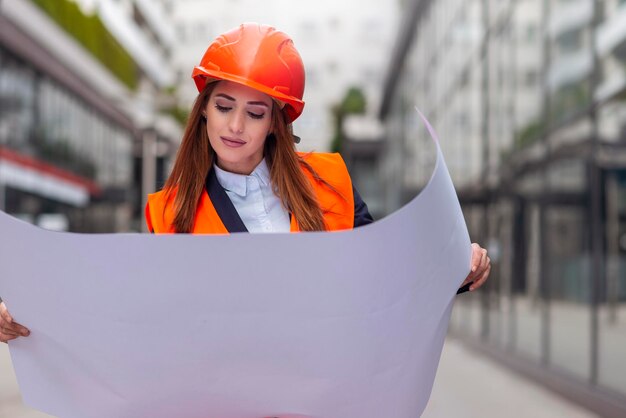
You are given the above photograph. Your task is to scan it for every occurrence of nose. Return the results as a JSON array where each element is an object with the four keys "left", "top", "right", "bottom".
[{"left": 228, "top": 109, "right": 245, "bottom": 134}]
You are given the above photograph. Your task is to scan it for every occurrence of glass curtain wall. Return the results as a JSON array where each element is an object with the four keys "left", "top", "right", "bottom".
[
  {"left": 0, "top": 47, "right": 135, "bottom": 232},
  {"left": 383, "top": 0, "right": 626, "bottom": 406}
]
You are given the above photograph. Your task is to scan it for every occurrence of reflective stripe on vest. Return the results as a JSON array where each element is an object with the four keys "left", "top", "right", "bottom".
[{"left": 145, "top": 153, "right": 354, "bottom": 234}]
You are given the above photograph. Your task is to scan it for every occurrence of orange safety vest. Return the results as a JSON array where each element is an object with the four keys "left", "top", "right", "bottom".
[{"left": 145, "top": 153, "right": 354, "bottom": 234}]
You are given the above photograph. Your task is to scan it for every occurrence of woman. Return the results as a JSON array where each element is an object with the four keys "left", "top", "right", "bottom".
[
  {"left": 145, "top": 23, "right": 369, "bottom": 234},
  {"left": 0, "top": 23, "right": 491, "bottom": 343}
]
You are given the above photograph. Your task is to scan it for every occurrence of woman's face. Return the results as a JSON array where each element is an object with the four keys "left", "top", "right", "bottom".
[{"left": 205, "top": 81, "right": 273, "bottom": 175}]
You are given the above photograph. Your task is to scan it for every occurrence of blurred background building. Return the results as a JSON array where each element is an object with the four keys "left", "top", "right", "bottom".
[
  {"left": 165, "top": 0, "right": 397, "bottom": 157},
  {"left": 376, "top": 0, "right": 626, "bottom": 416},
  {"left": 0, "top": 0, "right": 182, "bottom": 232},
  {"left": 0, "top": 0, "right": 397, "bottom": 230},
  {"left": 1, "top": 0, "right": 625, "bottom": 416}
]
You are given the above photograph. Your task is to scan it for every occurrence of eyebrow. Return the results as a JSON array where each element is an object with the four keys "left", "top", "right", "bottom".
[{"left": 215, "top": 93, "right": 269, "bottom": 107}]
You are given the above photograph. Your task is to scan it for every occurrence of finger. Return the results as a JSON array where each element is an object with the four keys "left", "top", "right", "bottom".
[
  {"left": 472, "top": 255, "right": 490, "bottom": 279},
  {"left": 469, "top": 244, "right": 482, "bottom": 273},
  {"left": 475, "top": 249, "right": 488, "bottom": 274},
  {"left": 1, "top": 322, "right": 22, "bottom": 334},
  {"left": 11, "top": 323, "right": 30, "bottom": 336},
  {"left": 0, "top": 326, "right": 21, "bottom": 337},
  {"left": 1, "top": 322, "right": 20, "bottom": 332},
  {"left": 3, "top": 322, "right": 30, "bottom": 336},
  {"left": 472, "top": 247, "right": 487, "bottom": 271},
  {"left": 478, "top": 248, "right": 487, "bottom": 269},
  {"left": 0, "top": 303, "right": 13, "bottom": 324},
  {"left": 469, "top": 249, "right": 486, "bottom": 282},
  {"left": 0, "top": 328, "right": 19, "bottom": 338},
  {"left": 0, "top": 332, "right": 20, "bottom": 343},
  {"left": 461, "top": 273, "right": 474, "bottom": 287},
  {"left": 481, "top": 256, "right": 491, "bottom": 271},
  {"left": 470, "top": 264, "right": 491, "bottom": 291},
  {"left": 464, "top": 249, "right": 482, "bottom": 285}
]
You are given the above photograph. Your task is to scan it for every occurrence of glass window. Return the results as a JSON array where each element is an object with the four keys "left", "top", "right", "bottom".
[
  {"left": 0, "top": 52, "right": 36, "bottom": 151},
  {"left": 557, "top": 29, "right": 583, "bottom": 54},
  {"left": 599, "top": 169, "right": 626, "bottom": 394},
  {"left": 513, "top": 201, "right": 543, "bottom": 360},
  {"left": 1, "top": 47, "right": 135, "bottom": 232},
  {"left": 546, "top": 203, "right": 591, "bottom": 380},
  {"left": 551, "top": 81, "right": 590, "bottom": 123}
]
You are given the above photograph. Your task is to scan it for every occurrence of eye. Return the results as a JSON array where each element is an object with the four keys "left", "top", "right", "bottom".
[
  {"left": 215, "top": 104, "right": 231, "bottom": 113},
  {"left": 247, "top": 111, "right": 265, "bottom": 120}
]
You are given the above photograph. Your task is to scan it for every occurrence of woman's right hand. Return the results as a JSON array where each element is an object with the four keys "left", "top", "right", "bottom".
[{"left": 0, "top": 301, "right": 30, "bottom": 343}]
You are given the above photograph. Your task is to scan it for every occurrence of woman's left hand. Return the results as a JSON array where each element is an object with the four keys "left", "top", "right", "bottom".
[{"left": 460, "top": 243, "right": 491, "bottom": 292}]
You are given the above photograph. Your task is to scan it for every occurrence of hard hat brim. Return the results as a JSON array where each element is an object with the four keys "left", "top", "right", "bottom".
[{"left": 192, "top": 66, "right": 305, "bottom": 123}]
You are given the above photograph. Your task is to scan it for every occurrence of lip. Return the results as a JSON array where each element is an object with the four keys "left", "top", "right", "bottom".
[{"left": 220, "top": 136, "right": 246, "bottom": 148}]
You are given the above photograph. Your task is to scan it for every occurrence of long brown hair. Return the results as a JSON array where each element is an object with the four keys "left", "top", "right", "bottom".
[{"left": 163, "top": 82, "right": 328, "bottom": 233}]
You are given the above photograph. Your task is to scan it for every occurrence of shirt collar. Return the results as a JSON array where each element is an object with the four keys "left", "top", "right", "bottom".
[{"left": 213, "top": 159, "right": 271, "bottom": 197}]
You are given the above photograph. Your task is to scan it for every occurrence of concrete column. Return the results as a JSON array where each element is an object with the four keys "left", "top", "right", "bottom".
[
  {"left": 141, "top": 129, "right": 157, "bottom": 232},
  {"left": 0, "top": 156, "right": 5, "bottom": 212}
]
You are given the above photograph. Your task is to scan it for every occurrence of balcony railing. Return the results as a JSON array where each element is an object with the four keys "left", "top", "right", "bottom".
[
  {"left": 548, "top": 0, "right": 592, "bottom": 39},
  {"left": 596, "top": 3, "right": 626, "bottom": 61}
]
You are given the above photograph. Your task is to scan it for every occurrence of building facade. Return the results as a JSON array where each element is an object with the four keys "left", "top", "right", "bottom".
[
  {"left": 164, "top": 0, "right": 398, "bottom": 153},
  {"left": 379, "top": 0, "right": 626, "bottom": 416},
  {"left": 0, "top": 0, "right": 181, "bottom": 232}
]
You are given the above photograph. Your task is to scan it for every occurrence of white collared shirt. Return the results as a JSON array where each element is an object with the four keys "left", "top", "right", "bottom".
[{"left": 213, "top": 159, "right": 291, "bottom": 233}]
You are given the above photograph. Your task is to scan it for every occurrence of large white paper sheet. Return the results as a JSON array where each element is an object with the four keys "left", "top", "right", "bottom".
[{"left": 0, "top": 112, "right": 471, "bottom": 418}]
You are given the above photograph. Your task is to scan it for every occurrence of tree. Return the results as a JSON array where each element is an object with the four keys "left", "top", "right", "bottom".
[{"left": 330, "top": 87, "right": 366, "bottom": 153}]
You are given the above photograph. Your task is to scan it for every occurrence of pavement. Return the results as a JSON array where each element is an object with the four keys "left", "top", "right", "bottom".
[
  {"left": 422, "top": 338, "right": 599, "bottom": 418},
  {"left": 0, "top": 342, "right": 50, "bottom": 418},
  {"left": 1, "top": 338, "right": 599, "bottom": 418}
]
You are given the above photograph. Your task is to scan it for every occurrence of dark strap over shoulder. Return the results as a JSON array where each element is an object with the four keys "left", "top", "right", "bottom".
[{"left": 205, "top": 167, "right": 248, "bottom": 233}]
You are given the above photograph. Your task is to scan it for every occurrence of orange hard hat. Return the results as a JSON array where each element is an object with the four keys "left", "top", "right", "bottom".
[{"left": 192, "top": 23, "right": 306, "bottom": 123}]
